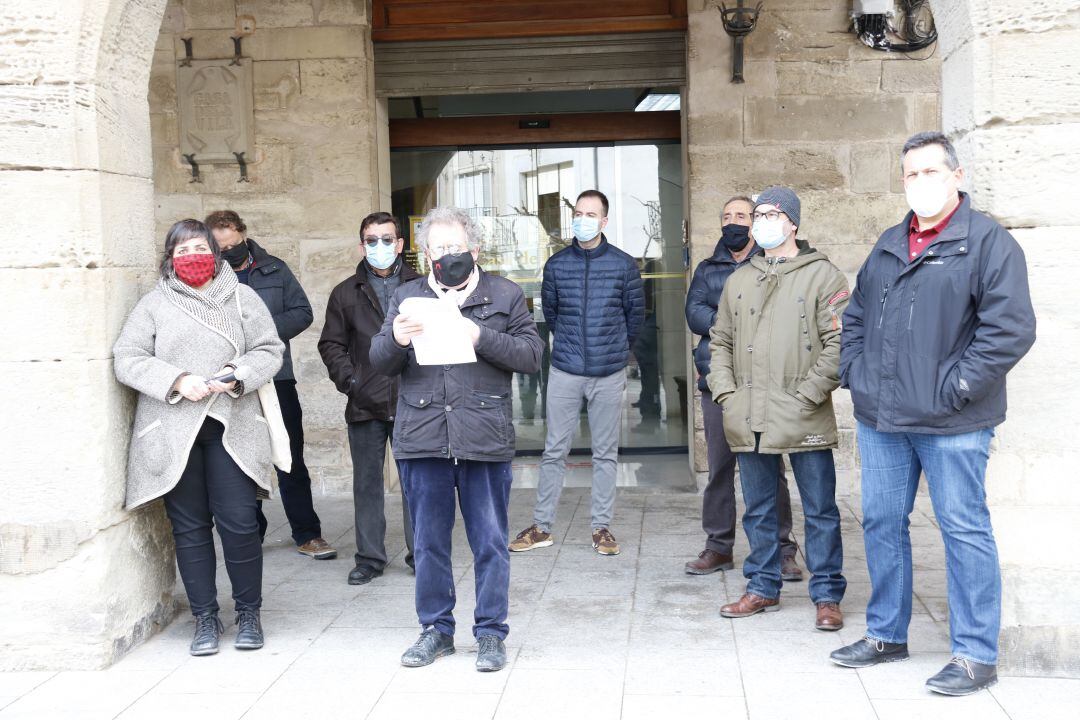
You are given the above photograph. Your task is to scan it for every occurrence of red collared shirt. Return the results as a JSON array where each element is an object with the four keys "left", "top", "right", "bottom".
[{"left": 908, "top": 202, "right": 960, "bottom": 261}]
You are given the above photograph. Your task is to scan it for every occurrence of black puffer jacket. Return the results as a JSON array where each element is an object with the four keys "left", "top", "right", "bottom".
[
  {"left": 841, "top": 194, "right": 1036, "bottom": 434},
  {"left": 369, "top": 270, "right": 543, "bottom": 462},
  {"left": 542, "top": 236, "right": 645, "bottom": 377},
  {"left": 318, "top": 260, "right": 420, "bottom": 423},
  {"left": 686, "top": 240, "right": 763, "bottom": 391},
  {"left": 245, "top": 239, "right": 312, "bottom": 382}
]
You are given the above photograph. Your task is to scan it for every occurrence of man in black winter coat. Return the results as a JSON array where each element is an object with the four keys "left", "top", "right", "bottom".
[
  {"left": 319, "top": 211, "right": 420, "bottom": 586},
  {"left": 829, "top": 133, "right": 1036, "bottom": 696},
  {"left": 683, "top": 196, "right": 801, "bottom": 580},
  {"left": 370, "top": 207, "right": 542, "bottom": 673},
  {"left": 206, "top": 210, "right": 336, "bottom": 561}
]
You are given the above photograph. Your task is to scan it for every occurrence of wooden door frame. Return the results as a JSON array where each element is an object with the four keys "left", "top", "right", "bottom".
[{"left": 389, "top": 110, "right": 681, "bottom": 149}]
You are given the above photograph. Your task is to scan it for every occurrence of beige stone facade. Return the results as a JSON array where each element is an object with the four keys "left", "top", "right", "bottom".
[
  {"left": 684, "top": 0, "right": 940, "bottom": 485},
  {"left": 1, "top": 0, "right": 1078, "bottom": 676}
]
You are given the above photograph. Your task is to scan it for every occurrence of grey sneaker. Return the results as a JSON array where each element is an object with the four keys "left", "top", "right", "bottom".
[
  {"left": 475, "top": 635, "right": 507, "bottom": 672},
  {"left": 401, "top": 628, "right": 455, "bottom": 668}
]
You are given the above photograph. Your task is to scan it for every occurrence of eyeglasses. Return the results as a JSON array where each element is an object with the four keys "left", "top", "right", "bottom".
[
  {"left": 752, "top": 210, "right": 784, "bottom": 222},
  {"left": 362, "top": 235, "right": 397, "bottom": 247},
  {"left": 428, "top": 245, "right": 467, "bottom": 257}
]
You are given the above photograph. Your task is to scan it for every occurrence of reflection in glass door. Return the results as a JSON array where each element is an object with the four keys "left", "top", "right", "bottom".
[{"left": 391, "top": 143, "right": 686, "bottom": 455}]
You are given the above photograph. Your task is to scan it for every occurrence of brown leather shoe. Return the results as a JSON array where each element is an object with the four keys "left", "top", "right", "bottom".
[
  {"left": 781, "top": 553, "right": 804, "bottom": 582},
  {"left": 720, "top": 593, "right": 780, "bottom": 618},
  {"left": 685, "top": 549, "right": 734, "bottom": 575},
  {"left": 297, "top": 537, "right": 337, "bottom": 560},
  {"left": 816, "top": 602, "right": 844, "bottom": 631}
]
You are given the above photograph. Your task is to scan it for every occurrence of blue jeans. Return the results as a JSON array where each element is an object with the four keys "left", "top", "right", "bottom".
[
  {"left": 398, "top": 458, "right": 512, "bottom": 640},
  {"left": 738, "top": 443, "right": 845, "bottom": 603},
  {"left": 857, "top": 421, "right": 999, "bottom": 665}
]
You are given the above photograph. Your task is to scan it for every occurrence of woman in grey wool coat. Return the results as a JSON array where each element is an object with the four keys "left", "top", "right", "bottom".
[{"left": 113, "top": 219, "right": 284, "bottom": 657}]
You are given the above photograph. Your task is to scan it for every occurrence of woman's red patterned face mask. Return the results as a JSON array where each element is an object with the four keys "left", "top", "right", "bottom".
[{"left": 173, "top": 253, "right": 217, "bottom": 287}]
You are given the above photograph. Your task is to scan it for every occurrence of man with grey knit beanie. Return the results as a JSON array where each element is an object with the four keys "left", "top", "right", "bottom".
[{"left": 708, "top": 185, "right": 849, "bottom": 632}]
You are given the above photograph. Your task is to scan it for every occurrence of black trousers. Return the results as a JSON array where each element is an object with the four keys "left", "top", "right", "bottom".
[
  {"left": 700, "top": 394, "right": 797, "bottom": 557},
  {"left": 348, "top": 420, "right": 414, "bottom": 571},
  {"left": 255, "top": 380, "right": 323, "bottom": 546},
  {"left": 164, "top": 418, "right": 262, "bottom": 615}
]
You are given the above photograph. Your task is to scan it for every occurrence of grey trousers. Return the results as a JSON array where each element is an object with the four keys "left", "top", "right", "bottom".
[
  {"left": 347, "top": 420, "right": 414, "bottom": 571},
  {"left": 535, "top": 365, "right": 625, "bottom": 532},
  {"left": 700, "top": 394, "right": 798, "bottom": 557}
]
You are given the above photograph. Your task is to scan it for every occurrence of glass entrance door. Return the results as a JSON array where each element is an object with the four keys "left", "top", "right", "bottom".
[{"left": 390, "top": 143, "right": 686, "bottom": 454}]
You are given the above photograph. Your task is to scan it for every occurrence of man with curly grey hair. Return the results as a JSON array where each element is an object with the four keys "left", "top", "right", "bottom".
[{"left": 371, "top": 207, "right": 543, "bottom": 673}]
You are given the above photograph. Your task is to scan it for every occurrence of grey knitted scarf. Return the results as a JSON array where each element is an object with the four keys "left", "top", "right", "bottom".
[{"left": 160, "top": 262, "right": 243, "bottom": 351}]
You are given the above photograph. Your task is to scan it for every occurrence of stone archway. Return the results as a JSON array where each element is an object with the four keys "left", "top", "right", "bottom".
[
  {"left": 930, "top": 0, "right": 1080, "bottom": 677},
  {"left": 1, "top": 0, "right": 173, "bottom": 670}
]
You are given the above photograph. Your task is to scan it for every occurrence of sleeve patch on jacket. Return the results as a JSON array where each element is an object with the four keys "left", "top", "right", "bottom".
[{"left": 827, "top": 290, "right": 850, "bottom": 306}]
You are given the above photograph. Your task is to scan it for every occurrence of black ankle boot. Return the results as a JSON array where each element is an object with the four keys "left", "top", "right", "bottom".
[
  {"left": 234, "top": 609, "right": 264, "bottom": 650},
  {"left": 190, "top": 612, "right": 223, "bottom": 656}
]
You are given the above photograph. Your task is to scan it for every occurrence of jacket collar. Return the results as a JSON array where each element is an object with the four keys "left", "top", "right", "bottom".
[
  {"left": 882, "top": 193, "right": 972, "bottom": 264},
  {"left": 570, "top": 233, "right": 611, "bottom": 259},
  {"left": 246, "top": 238, "right": 279, "bottom": 275},
  {"left": 353, "top": 257, "right": 420, "bottom": 287},
  {"left": 706, "top": 238, "right": 762, "bottom": 266}
]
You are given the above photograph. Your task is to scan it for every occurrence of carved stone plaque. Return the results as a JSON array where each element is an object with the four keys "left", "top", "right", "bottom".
[{"left": 177, "top": 59, "right": 254, "bottom": 163}]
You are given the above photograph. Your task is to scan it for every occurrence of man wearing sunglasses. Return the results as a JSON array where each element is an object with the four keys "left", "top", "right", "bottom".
[{"left": 319, "top": 211, "right": 420, "bottom": 585}]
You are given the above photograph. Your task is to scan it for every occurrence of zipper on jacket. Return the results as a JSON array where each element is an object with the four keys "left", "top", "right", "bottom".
[
  {"left": 877, "top": 283, "right": 891, "bottom": 328},
  {"left": 581, "top": 251, "right": 590, "bottom": 369},
  {"left": 907, "top": 283, "right": 919, "bottom": 331}
]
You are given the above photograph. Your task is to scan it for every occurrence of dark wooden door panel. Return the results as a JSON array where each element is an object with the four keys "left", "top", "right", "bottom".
[
  {"left": 389, "top": 111, "right": 681, "bottom": 149},
  {"left": 373, "top": 0, "right": 688, "bottom": 42}
]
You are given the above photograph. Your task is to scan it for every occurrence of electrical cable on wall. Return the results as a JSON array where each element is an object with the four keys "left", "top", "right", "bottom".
[{"left": 852, "top": 0, "right": 936, "bottom": 53}]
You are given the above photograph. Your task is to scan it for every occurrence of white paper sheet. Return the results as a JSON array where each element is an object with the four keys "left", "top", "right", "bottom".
[{"left": 398, "top": 296, "right": 477, "bottom": 366}]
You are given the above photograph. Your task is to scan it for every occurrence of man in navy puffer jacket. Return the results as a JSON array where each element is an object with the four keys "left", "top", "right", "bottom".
[{"left": 510, "top": 190, "right": 644, "bottom": 556}]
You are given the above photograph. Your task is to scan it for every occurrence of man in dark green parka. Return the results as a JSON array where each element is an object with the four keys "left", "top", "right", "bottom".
[{"left": 708, "top": 186, "right": 849, "bottom": 632}]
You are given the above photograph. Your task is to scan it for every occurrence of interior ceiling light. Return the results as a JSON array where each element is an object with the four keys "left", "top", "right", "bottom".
[{"left": 635, "top": 94, "right": 681, "bottom": 112}]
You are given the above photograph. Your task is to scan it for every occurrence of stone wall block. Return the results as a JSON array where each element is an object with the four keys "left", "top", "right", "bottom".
[
  {"left": 236, "top": 0, "right": 315, "bottom": 28},
  {"left": 299, "top": 57, "right": 368, "bottom": 105},
  {"left": 244, "top": 26, "right": 367, "bottom": 60},
  {"left": 171, "top": 30, "right": 236, "bottom": 60},
  {"left": 254, "top": 60, "right": 301, "bottom": 110},
  {"left": 297, "top": 380, "right": 349, "bottom": 432},
  {"left": 179, "top": 0, "right": 236, "bottom": 30},
  {"left": 746, "top": 95, "right": 911, "bottom": 143},
  {"left": 850, "top": 144, "right": 892, "bottom": 194},
  {"left": 2, "top": 268, "right": 144, "bottom": 362},
  {"left": 689, "top": 145, "right": 849, "bottom": 193},
  {"left": 0, "top": 171, "right": 155, "bottom": 270},
  {"left": 0, "top": 2, "right": 86, "bottom": 84},
  {"left": 777, "top": 60, "right": 882, "bottom": 96},
  {"left": 150, "top": 112, "right": 180, "bottom": 147},
  {"left": 0, "top": 510, "right": 176, "bottom": 670},
  {"left": 316, "top": 0, "right": 368, "bottom": 25},
  {"left": 958, "top": 126, "right": 1080, "bottom": 227},
  {"left": 5, "top": 360, "right": 135, "bottom": 534},
  {"left": 881, "top": 58, "right": 941, "bottom": 93}
]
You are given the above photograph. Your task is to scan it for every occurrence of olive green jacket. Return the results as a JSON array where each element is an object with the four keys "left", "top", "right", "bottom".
[{"left": 706, "top": 243, "right": 850, "bottom": 454}]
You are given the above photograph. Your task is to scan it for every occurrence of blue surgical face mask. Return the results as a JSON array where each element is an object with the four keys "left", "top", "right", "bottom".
[
  {"left": 572, "top": 216, "right": 601, "bottom": 244},
  {"left": 752, "top": 218, "right": 787, "bottom": 250},
  {"left": 366, "top": 241, "right": 398, "bottom": 270}
]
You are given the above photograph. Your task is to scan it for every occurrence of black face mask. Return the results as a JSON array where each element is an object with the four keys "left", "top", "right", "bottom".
[
  {"left": 432, "top": 251, "right": 475, "bottom": 288},
  {"left": 221, "top": 240, "right": 250, "bottom": 269},
  {"left": 720, "top": 223, "right": 751, "bottom": 252}
]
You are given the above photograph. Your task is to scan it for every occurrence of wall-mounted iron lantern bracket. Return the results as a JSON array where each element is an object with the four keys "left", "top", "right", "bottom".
[{"left": 719, "top": 1, "right": 763, "bottom": 84}]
